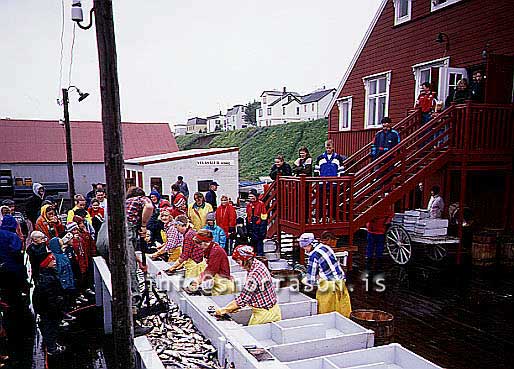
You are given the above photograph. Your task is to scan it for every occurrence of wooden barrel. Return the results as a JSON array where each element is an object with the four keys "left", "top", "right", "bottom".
[
  {"left": 14, "top": 177, "right": 23, "bottom": 186},
  {"left": 24, "top": 178, "right": 33, "bottom": 187},
  {"left": 350, "top": 309, "right": 394, "bottom": 346},
  {"left": 270, "top": 270, "right": 301, "bottom": 288},
  {"left": 472, "top": 233, "right": 497, "bottom": 266},
  {"left": 500, "top": 242, "right": 514, "bottom": 266}
]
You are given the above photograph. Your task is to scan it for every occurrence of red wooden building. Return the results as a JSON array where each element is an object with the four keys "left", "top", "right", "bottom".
[{"left": 265, "top": 0, "right": 514, "bottom": 262}]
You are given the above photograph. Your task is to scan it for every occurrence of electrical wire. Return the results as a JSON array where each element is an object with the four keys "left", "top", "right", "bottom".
[
  {"left": 68, "top": 23, "right": 77, "bottom": 87},
  {"left": 57, "top": 0, "right": 65, "bottom": 101}
]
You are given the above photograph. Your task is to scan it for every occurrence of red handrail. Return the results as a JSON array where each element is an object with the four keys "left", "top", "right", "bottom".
[{"left": 344, "top": 109, "right": 422, "bottom": 174}]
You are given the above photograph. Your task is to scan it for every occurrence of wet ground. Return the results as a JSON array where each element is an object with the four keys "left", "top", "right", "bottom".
[
  {"left": 7, "top": 246, "right": 512, "bottom": 369},
  {"left": 347, "top": 244, "right": 514, "bottom": 369}
]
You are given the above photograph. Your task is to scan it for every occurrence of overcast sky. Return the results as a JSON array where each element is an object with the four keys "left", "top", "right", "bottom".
[{"left": 0, "top": 0, "right": 381, "bottom": 126}]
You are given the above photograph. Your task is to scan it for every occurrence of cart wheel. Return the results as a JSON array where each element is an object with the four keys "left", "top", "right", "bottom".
[
  {"left": 386, "top": 225, "right": 412, "bottom": 265},
  {"left": 426, "top": 244, "right": 447, "bottom": 261}
]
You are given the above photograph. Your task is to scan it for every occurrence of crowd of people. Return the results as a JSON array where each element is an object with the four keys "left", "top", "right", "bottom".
[{"left": 0, "top": 82, "right": 467, "bottom": 358}]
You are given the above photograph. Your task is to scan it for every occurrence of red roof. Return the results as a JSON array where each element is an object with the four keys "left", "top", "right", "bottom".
[{"left": 0, "top": 119, "right": 179, "bottom": 163}]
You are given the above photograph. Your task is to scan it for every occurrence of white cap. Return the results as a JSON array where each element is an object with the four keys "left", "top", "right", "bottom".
[{"left": 298, "top": 233, "right": 315, "bottom": 248}]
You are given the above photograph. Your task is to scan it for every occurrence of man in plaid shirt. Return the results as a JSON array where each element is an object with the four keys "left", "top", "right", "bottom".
[
  {"left": 215, "top": 245, "right": 281, "bottom": 325},
  {"left": 299, "top": 233, "right": 352, "bottom": 317}
]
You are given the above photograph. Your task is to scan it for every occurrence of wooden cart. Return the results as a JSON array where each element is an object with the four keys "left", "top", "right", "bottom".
[{"left": 385, "top": 224, "right": 460, "bottom": 265}]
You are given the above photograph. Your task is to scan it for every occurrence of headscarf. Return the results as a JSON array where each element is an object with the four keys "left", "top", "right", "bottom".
[
  {"left": 0, "top": 214, "right": 17, "bottom": 233},
  {"left": 150, "top": 190, "right": 161, "bottom": 204},
  {"left": 40, "top": 204, "right": 53, "bottom": 222},
  {"left": 33, "top": 183, "right": 45, "bottom": 199}
]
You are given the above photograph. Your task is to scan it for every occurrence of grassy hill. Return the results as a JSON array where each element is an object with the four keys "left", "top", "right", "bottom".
[{"left": 176, "top": 119, "right": 328, "bottom": 180}]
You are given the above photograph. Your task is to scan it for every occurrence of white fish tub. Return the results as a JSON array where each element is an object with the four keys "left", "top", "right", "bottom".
[
  {"left": 243, "top": 313, "right": 374, "bottom": 361},
  {"left": 209, "top": 288, "right": 317, "bottom": 326},
  {"left": 285, "top": 343, "right": 443, "bottom": 369}
]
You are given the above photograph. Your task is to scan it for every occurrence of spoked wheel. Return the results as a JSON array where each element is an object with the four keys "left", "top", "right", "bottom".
[
  {"left": 386, "top": 225, "right": 412, "bottom": 265},
  {"left": 426, "top": 244, "right": 447, "bottom": 261}
]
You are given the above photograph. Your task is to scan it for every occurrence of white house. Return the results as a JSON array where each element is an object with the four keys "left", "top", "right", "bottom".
[
  {"left": 300, "top": 88, "right": 336, "bottom": 121},
  {"left": 174, "top": 124, "right": 187, "bottom": 136},
  {"left": 125, "top": 147, "right": 239, "bottom": 202},
  {"left": 257, "top": 88, "right": 336, "bottom": 127},
  {"left": 225, "top": 105, "right": 246, "bottom": 130},
  {"left": 206, "top": 113, "right": 226, "bottom": 133}
]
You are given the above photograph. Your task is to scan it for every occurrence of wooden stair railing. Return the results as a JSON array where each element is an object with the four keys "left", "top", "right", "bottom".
[
  {"left": 348, "top": 105, "right": 461, "bottom": 231},
  {"left": 262, "top": 180, "right": 278, "bottom": 238},
  {"left": 344, "top": 109, "right": 422, "bottom": 174}
]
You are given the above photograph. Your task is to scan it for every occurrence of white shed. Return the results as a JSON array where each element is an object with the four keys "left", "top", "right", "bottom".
[{"left": 125, "top": 147, "right": 239, "bottom": 202}]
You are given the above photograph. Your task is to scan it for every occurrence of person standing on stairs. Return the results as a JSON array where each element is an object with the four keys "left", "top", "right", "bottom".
[{"left": 299, "top": 232, "right": 352, "bottom": 317}]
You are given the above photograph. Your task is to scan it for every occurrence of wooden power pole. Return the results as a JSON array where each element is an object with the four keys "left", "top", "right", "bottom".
[
  {"left": 62, "top": 88, "right": 76, "bottom": 199},
  {"left": 93, "top": 1, "right": 135, "bottom": 367}
]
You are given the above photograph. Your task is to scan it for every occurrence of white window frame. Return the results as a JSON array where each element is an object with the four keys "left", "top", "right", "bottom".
[
  {"left": 363, "top": 71, "right": 391, "bottom": 129},
  {"left": 267, "top": 107, "right": 272, "bottom": 115},
  {"left": 282, "top": 106, "right": 286, "bottom": 115},
  {"left": 431, "top": 0, "right": 462, "bottom": 12},
  {"left": 412, "top": 57, "right": 449, "bottom": 102},
  {"left": 336, "top": 96, "right": 352, "bottom": 132},
  {"left": 394, "top": 0, "right": 411, "bottom": 26}
]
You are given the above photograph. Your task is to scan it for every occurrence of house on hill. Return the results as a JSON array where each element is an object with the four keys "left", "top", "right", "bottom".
[
  {"left": 0, "top": 119, "right": 178, "bottom": 197},
  {"left": 206, "top": 113, "right": 226, "bottom": 133},
  {"left": 257, "top": 87, "right": 335, "bottom": 127},
  {"left": 226, "top": 105, "right": 247, "bottom": 131},
  {"left": 187, "top": 117, "right": 207, "bottom": 134}
]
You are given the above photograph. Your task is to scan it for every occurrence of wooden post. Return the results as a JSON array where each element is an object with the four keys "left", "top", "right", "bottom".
[
  {"left": 93, "top": 1, "right": 135, "bottom": 368},
  {"left": 62, "top": 88, "right": 76, "bottom": 199}
]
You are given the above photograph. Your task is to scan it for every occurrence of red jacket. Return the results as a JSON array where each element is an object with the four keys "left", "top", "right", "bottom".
[
  {"left": 216, "top": 203, "right": 237, "bottom": 236},
  {"left": 72, "top": 230, "right": 97, "bottom": 274},
  {"left": 88, "top": 207, "right": 105, "bottom": 219},
  {"left": 246, "top": 200, "right": 268, "bottom": 225},
  {"left": 366, "top": 213, "right": 393, "bottom": 235}
]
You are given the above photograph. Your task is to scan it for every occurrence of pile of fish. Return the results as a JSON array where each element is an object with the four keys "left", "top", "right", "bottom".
[{"left": 141, "top": 291, "right": 223, "bottom": 369}]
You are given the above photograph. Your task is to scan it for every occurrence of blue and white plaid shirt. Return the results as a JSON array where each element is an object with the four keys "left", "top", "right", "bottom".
[{"left": 306, "top": 242, "right": 345, "bottom": 285}]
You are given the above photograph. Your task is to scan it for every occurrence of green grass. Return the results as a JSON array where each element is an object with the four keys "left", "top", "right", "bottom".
[{"left": 176, "top": 119, "right": 328, "bottom": 180}]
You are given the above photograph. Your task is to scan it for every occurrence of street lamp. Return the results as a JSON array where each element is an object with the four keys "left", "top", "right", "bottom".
[{"left": 61, "top": 85, "right": 89, "bottom": 199}]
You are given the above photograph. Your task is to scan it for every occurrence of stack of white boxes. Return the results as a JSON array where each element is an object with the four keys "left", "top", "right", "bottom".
[
  {"left": 393, "top": 209, "right": 448, "bottom": 237},
  {"left": 403, "top": 210, "right": 428, "bottom": 232},
  {"left": 414, "top": 218, "right": 449, "bottom": 236}
]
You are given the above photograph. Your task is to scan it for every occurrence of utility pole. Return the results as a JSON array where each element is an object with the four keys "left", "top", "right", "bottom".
[
  {"left": 93, "top": 1, "right": 135, "bottom": 367},
  {"left": 62, "top": 88, "right": 76, "bottom": 199}
]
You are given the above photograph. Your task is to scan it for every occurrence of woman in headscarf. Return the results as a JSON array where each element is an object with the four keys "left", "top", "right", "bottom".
[
  {"left": 35, "top": 205, "right": 65, "bottom": 240},
  {"left": 25, "top": 183, "right": 45, "bottom": 225},
  {"left": 149, "top": 190, "right": 171, "bottom": 210}
]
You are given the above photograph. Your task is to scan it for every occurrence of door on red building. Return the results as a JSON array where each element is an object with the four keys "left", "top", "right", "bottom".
[{"left": 485, "top": 54, "right": 514, "bottom": 104}]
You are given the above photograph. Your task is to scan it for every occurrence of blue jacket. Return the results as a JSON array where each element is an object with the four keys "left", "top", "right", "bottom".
[
  {"left": 315, "top": 152, "right": 347, "bottom": 177},
  {"left": 48, "top": 237, "right": 75, "bottom": 290},
  {"left": 203, "top": 224, "right": 227, "bottom": 249},
  {"left": 371, "top": 129, "right": 399, "bottom": 159},
  {"left": 0, "top": 216, "right": 24, "bottom": 276}
]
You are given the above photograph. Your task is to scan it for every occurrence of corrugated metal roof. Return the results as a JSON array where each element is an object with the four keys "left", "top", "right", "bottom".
[{"left": 0, "top": 119, "right": 179, "bottom": 163}]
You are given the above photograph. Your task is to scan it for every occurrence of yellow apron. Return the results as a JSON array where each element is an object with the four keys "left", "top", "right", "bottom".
[
  {"left": 316, "top": 279, "right": 352, "bottom": 317},
  {"left": 248, "top": 304, "right": 282, "bottom": 326},
  {"left": 211, "top": 274, "right": 236, "bottom": 296},
  {"left": 167, "top": 247, "right": 182, "bottom": 263},
  {"left": 183, "top": 259, "right": 207, "bottom": 279},
  {"left": 161, "top": 230, "right": 167, "bottom": 243}
]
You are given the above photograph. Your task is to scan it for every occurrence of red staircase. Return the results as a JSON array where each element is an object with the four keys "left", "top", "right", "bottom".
[{"left": 265, "top": 103, "right": 514, "bottom": 253}]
